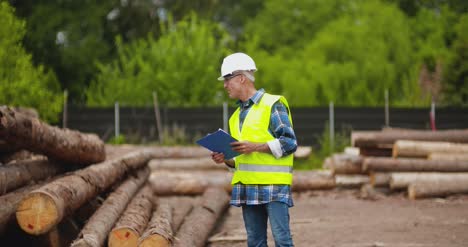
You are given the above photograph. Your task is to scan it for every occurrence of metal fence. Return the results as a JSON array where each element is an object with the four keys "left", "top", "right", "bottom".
[{"left": 63, "top": 106, "right": 468, "bottom": 146}]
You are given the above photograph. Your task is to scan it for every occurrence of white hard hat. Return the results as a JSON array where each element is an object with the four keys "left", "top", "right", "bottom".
[{"left": 218, "top": 53, "right": 257, "bottom": 81}]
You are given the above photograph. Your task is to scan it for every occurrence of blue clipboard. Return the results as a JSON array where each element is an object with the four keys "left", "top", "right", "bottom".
[{"left": 196, "top": 129, "right": 240, "bottom": 159}]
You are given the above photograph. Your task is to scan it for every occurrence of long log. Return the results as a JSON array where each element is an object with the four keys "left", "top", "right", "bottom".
[
  {"left": 362, "top": 157, "right": 468, "bottom": 172},
  {"left": 369, "top": 172, "right": 391, "bottom": 187},
  {"left": 149, "top": 170, "right": 336, "bottom": 195},
  {"left": 70, "top": 167, "right": 150, "bottom": 247},
  {"left": 0, "top": 183, "right": 43, "bottom": 234},
  {"left": 0, "top": 158, "right": 64, "bottom": 195},
  {"left": 335, "top": 174, "right": 369, "bottom": 188},
  {"left": 106, "top": 145, "right": 210, "bottom": 159},
  {"left": 429, "top": 152, "right": 468, "bottom": 161},
  {"left": 389, "top": 172, "right": 468, "bottom": 190},
  {"left": 16, "top": 150, "right": 155, "bottom": 235},
  {"left": 329, "top": 153, "right": 363, "bottom": 174},
  {"left": 138, "top": 203, "right": 173, "bottom": 247},
  {"left": 148, "top": 158, "right": 224, "bottom": 171},
  {"left": 149, "top": 171, "right": 232, "bottom": 195},
  {"left": 351, "top": 129, "right": 468, "bottom": 148},
  {"left": 108, "top": 184, "right": 154, "bottom": 247},
  {"left": 393, "top": 140, "right": 468, "bottom": 158},
  {"left": 0, "top": 106, "right": 105, "bottom": 165},
  {"left": 408, "top": 179, "right": 468, "bottom": 199},
  {"left": 173, "top": 187, "right": 230, "bottom": 247},
  {"left": 292, "top": 171, "right": 336, "bottom": 191}
]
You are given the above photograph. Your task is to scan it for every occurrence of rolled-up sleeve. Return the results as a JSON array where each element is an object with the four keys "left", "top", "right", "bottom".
[{"left": 268, "top": 101, "right": 297, "bottom": 158}]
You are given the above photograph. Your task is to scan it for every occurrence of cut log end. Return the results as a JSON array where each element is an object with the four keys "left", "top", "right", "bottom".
[
  {"left": 108, "top": 228, "right": 139, "bottom": 247},
  {"left": 16, "top": 192, "right": 59, "bottom": 235},
  {"left": 139, "top": 235, "right": 170, "bottom": 247}
]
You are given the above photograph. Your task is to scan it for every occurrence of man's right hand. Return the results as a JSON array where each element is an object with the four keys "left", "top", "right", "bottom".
[{"left": 211, "top": 152, "right": 225, "bottom": 164}]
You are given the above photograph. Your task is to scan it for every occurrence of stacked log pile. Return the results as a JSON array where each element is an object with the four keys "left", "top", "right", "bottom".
[
  {"left": 323, "top": 128, "right": 468, "bottom": 200},
  {"left": 0, "top": 106, "right": 236, "bottom": 247}
]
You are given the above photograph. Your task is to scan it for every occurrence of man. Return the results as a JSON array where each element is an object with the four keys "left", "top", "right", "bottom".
[{"left": 211, "top": 52, "right": 297, "bottom": 247}]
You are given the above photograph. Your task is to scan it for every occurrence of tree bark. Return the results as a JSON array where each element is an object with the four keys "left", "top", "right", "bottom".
[
  {"left": 149, "top": 171, "right": 232, "bottom": 195},
  {"left": 0, "top": 183, "right": 43, "bottom": 234},
  {"left": 173, "top": 187, "right": 230, "bottom": 247},
  {"left": 294, "top": 146, "right": 312, "bottom": 159},
  {"left": 148, "top": 158, "right": 225, "bottom": 171},
  {"left": 428, "top": 152, "right": 468, "bottom": 161},
  {"left": 70, "top": 167, "right": 150, "bottom": 247},
  {"left": 15, "top": 150, "right": 155, "bottom": 235},
  {"left": 106, "top": 145, "right": 211, "bottom": 160},
  {"left": 0, "top": 106, "right": 105, "bottom": 165},
  {"left": 328, "top": 153, "right": 363, "bottom": 174},
  {"left": 389, "top": 172, "right": 468, "bottom": 190},
  {"left": 0, "top": 158, "right": 64, "bottom": 195},
  {"left": 335, "top": 174, "right": 369, "bottom": 188},
  {"left": 138, "top": 203, "right": 173, "bottom": 247},
  {"left": 292, "top": 171, "right": 336, "bottom": 191},
  {"left": 393, "top": 140, "right": 468, "bottom": 158},
  {"left": 359, "top": 147, "right": 393, "bottom": 157},
  {"left": 108, "top": 184, "right": 154, "bottom": 247},
  {"left": 369, "top": 172, "right": 391, "bottom": 187},
  {"left": 362, "top": 157, "right": 468, "bottom": 172},
  {"left": 351, "top": 129, "right": 468, "bottom": 148},
  {"left": 408, "top": 179, "right": 468, "bottom": 199}
]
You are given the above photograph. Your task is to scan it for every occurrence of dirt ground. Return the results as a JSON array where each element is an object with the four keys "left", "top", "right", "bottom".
[{"left": 208, "top": 189, "right": 468, "bottom": 247}]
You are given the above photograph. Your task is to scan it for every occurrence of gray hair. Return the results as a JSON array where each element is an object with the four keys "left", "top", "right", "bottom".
[{"left": 241, "top": 70, "right": 255, "bottom": 82}]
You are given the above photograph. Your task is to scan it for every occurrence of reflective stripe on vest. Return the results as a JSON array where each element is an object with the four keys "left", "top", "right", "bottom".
[{"left": 238, "top": 163, "right": 293, "bottom": 173}]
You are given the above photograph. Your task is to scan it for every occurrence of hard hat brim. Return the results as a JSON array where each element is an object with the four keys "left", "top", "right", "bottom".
[{"left": 217, "top": 76, "right": 225, "bottom": 81}]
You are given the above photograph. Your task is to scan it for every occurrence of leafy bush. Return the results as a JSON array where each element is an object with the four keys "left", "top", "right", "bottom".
[{"left": 0, "top": 2, "right": 62, "bottom": 122}]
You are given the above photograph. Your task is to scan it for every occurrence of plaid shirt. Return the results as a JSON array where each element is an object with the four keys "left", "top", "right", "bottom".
[{"left": 230, "top": 89, "right": 297, "bottom": 207}]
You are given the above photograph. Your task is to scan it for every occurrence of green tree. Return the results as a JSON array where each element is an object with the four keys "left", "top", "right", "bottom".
[
  {"left": 441, "top": 14, "right": 468, "bottom": 105},
  {"left": 0, "top": 2, "right": 62, "bottom": 122},
  {"left": 86, "top": 14, "right": 231, "bottom": 107},
  {"left": 241, "top": 0, "right": 428, "bottom": 107}
]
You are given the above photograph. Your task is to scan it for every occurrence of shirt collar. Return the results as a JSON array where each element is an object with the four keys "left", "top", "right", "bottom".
[{"left": 237, "top": 89, "right": 265, "bottom": 108}]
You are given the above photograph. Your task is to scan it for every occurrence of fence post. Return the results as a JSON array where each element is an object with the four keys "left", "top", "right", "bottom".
[
  {"left": 223, "top": 102, "right": 228, "bottom": 131},
  {"left": 329, "top": 101, "right": 335, "bottom": 152},
  {"left": 153, "top": 91, "right": 164, "bottom": 144},
  {"left": 62, "top": 90, "right": 68, "bottom": 128},
  {"left": 430, "top": 99, "right": 436, "bottom": 131},
  {"left": 385, "top": 89, "right": 389, "bottom": 127},
  {"left": 115, "top": 102, "right": 120, "bottom": 138}
]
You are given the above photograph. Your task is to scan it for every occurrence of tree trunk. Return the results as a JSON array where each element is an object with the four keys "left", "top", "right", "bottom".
[
  {"left": 351, "top": 129, "right": 468, "bottom": 148},
  {"left": 70, "top": 167, "right": 150, "bottom": 247},
  {"left": 428, "top": 152, "right": 468, "bottom": 161},
  {"left": 362, "top": 157, "right": 468, "bottom": 172},
  {"left": 148, "top": 158, "right": 225, "bottom": 171},
  {"left": 170, "top": 199, "right": 194, "bottom": 233},
  {"left": 335, "top": 174, "right": 369, "bottom": 188},
  {"left": 294, "top": 146, "right": 312, "bottom": 159},
  {"left": 389, "top": 172, "right": 468, "bottom": 190},
  {"left": 0, "top": 150, "right": 43, "bottom": 164},
  {"left": 138, "top": 203, "right": 173, "bottom": 247},
  {"left": 359, "top": 147, "right": 393, "bottom": 157},
  {"left": 329, "top": 153, "right": 363, "bottom": 174},
  {"left": 369, "top": 172, "right": 391, "bottom": 187},
  {"left": 15, "top": 150, "right": 155, "bottom": 235},
  {"left": 149, "top": 171, "right": 232, "bottom": 195},
  {"left": 408, "top": 179, "right": 468, "bottom": 199},
  {"left": 173, "top": 187, "right": 230, "bottom": 247},
  {"left": 108, "top": 184, "right": 154, "bottom": 247},
  {"left": 0, "top": 106, "right": 105, "bottom": 165},
  {"left": 106, "top": 145, "right": 211, "bottom": 159},
  {"left": 0, "top": 183, "right": 43, "bottom": 234},
  {"left": 292, "top": 171, "right": 336, "bottom": 191},
  {"left": 393, "top": 140, "right": 468, "bottom": 158},
  {"left": 0, "top": 158, "right": 64, "bottom": 195}
]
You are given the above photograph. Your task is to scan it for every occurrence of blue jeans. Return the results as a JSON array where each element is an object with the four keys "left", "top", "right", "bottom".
[{"left": 242, "top": 202, "right": 294, "bottom": 247}]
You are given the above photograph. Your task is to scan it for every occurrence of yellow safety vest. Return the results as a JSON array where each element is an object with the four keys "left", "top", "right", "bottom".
[{"left": 229, "top": 93, "right": 294, "bottom": 185}]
